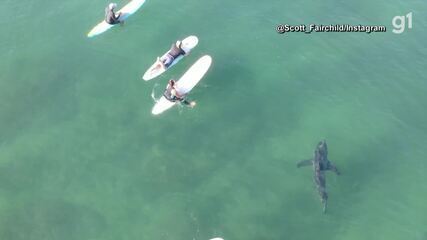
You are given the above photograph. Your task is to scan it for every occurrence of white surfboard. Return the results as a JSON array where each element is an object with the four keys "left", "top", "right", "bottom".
[
  {"left": 151, "top": 55, "right": 212, "bottom": 115},
  {"left": 87, "top": 0, "right": 146, "bottom": 38},
  {"left": 142, "top": 36, "right": 199, "bottom": 81}
]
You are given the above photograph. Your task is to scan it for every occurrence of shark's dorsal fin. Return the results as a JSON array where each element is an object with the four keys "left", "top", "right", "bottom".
[{"left": 297, "top": 159, "right": 313, "bottom": 168}]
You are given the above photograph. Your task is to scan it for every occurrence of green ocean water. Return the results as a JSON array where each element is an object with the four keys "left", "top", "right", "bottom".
[{"left": 1, "top": 0, "right": 426, "bottom": 239}]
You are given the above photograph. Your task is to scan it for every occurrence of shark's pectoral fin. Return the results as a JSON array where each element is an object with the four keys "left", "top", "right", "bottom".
[
  {"left": 326, "top": 163, "right": 340, "bottom": 175},
  {"left": 297, "top": 159, "right": 313, "bottom": 168}
]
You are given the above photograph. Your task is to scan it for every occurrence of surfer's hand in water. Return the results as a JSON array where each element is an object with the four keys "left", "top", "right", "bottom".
[{"left": 190, "top": 101, "right": 196, "bottom": 108}]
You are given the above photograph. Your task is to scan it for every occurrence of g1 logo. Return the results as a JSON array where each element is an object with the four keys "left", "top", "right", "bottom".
[{"left": 392, "top": 12, "right": 413, "bottom": 34}]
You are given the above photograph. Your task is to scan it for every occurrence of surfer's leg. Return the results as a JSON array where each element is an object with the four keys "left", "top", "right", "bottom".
[{"left": 164, "top": 55, "right": 174, "bottom": 68}]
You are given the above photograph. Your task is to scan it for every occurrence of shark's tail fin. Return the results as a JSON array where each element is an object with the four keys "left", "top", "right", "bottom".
[{"left": 322, "top": 200, "right": 327, "bottom": 214}]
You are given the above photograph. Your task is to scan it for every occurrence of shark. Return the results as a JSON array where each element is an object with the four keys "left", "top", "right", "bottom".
[{"left": 297, "top": 140, "right": 340, "bottom": 213}]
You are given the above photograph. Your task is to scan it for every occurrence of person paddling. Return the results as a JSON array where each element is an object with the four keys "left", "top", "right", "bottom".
[
  {"left": 105, "top": 3, "right": 122, "bottom": 25},
  {"left": 163, "top": 80, "right": 196, "bottom": 107}
]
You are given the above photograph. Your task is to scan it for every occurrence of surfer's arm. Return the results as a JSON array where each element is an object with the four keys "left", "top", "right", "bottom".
[
  {"left": 181, "top": 49, "right": 188, "bottom": 56},
  {"left": 181, "top": 99, "right": 191, "bottom": 105},
  {"left": 180, "top": 99, "right": 196, "bottom": 108},
  {"left": 113, "top": 11, "right": 121, "bottom": 21}
]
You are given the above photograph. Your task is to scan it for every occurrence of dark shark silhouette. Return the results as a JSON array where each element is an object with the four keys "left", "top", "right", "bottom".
[{"left": 297, "top": 140, "right": 340, "bottom": 213}]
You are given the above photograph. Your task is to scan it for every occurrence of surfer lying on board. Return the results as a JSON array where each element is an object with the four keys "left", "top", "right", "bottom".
[
  {"left": 163, "top": 80, "right": 196, "bottom": 107},
  {"left": 105, "top": 3, "right": 122, "bottom": 25},
  {"left": 154, "top": 41, "right": 187, "bottom": 70}
]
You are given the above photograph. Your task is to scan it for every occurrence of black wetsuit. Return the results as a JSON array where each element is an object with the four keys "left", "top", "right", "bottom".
[
  {"left": 105, "top": 7, "right": 121, "bottom": 25},
  {"left": 168, "top": 43, "right": 186, "bottom": 58},
  {"left": 163, "top": 84, "right": 191, "bottom": 105},
  {"left": 163, "top": 85, "right": 176, "bottom": 102},
  {"left": 163, "top": 43, "right": 185, "bottom": 68}
]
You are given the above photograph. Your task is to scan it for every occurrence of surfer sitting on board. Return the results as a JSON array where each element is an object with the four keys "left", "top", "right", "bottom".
[
  {"left": 155, "top": 41, "right": 187, "bottom": 70},
  {"left": 163, "top": 80, "right": 196, "bottom": 107},
  {"left": 105, "top": 3, "right": 122, "bottom": 25}
]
